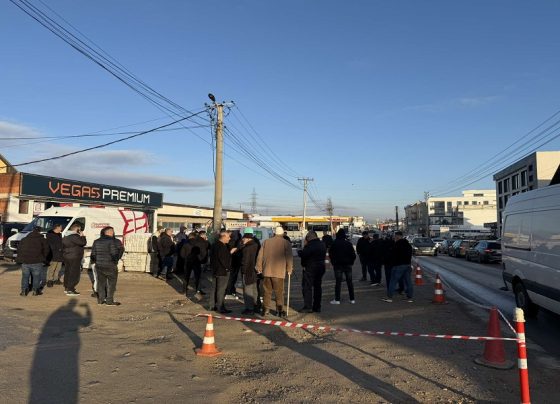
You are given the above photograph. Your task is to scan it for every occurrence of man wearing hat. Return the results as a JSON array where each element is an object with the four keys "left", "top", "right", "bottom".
[
  {"left": 239, "top": 227, "right": 260, "bottom": 314},
  {"left": 256, "top": 226, "right": 293, "bottom": 317}
]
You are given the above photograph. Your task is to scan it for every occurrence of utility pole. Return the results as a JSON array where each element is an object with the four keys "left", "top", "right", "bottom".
[
  {"left": 395, "top": 206, "right": 399, "bottom": 231},
  {"left": 298, "top": 177, "right": 313, "bottom": 237},
  {"left": 326, "top": 197, "right": 334, "bottom": 233},
  {"left": 424, "top": 191, "right": 431, "bottom": 237},
  {"left": 207, "top": 93, "right": 234, "bottom": 234}
]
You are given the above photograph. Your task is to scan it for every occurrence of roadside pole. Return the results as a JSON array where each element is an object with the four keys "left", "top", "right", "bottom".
[
  {"left": 213, "top": 102, "right": 224, "bottom": 233},
  {"left": 298, "top": 177, "right": 313, "bottom": 242}
]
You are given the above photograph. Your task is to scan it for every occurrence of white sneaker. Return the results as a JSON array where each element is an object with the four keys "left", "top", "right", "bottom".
[
  {"left": 224, "top": 294, "right": 238, "bottom": 300},
  {"left": 350, "top": 300, "right": 356, "bottom": 304},
  {"left": 330, "top": 300, "right": 341, "bottom": 305}
]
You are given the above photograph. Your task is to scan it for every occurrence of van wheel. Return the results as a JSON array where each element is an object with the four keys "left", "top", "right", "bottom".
[{"left": 514, "top": 282, "right": 539, "bottom": 318}]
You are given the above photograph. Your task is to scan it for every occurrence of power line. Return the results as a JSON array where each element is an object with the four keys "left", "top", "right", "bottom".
[{"left": 10, "top": 110, "right": 206, "bottom": 168}]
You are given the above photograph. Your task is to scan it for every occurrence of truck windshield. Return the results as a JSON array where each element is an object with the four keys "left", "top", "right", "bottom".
[{"left": 22, "top": 216, "right": 73, "bottom": 233}]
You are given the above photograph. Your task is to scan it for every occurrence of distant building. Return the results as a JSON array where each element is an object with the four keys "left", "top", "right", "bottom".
[
  {"left": 493, "top": 151, "right": 560, "bottom": 234},
  {"left": 404, "top": 201, "right": 428, "bottom": 236},
  {"left": 428, "top": 190, "right": 497, "bottom": 238}
]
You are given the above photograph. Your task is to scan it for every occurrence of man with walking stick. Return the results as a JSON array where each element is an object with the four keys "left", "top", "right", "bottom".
[{"left": 256, "top": 226, "right": 293, "bottom": 317}]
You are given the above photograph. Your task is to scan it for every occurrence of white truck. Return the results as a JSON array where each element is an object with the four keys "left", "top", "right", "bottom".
[
  {"left": 502, "top": 184, "right": 560, "bottom": 317},
  {"left": 5, "top": 206, "right": 152, "bottom": 267}
]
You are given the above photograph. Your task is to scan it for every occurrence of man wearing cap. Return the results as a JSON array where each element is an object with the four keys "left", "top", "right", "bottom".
[
  {"left": 239, "top": 227, "right": 260, "bottom": 315},
  {"left": 256, "top": 226, "right": 293, "bottom": 317},
  {"left": 299, "top": 230, "right": 327, "bottom": 313},
  {"left": 382, "top": 231, "right": 413, "bottom": 303}
]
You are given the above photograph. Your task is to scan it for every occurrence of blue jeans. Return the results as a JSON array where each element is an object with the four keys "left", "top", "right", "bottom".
[
  {"left": 21, "top": 263, "right": 44, "bottom": 291},
  {"left": 387, "top": 264, "right": 413, "bottom": 299}
]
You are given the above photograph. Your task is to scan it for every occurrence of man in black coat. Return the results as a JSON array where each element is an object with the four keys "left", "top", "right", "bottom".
[
  {"left": 180, "top": 232, "right": 204, "bottom": 296},
  {"left": 45, "top": 224, "right": 64, "bottom": 287},
  {"left": 367, "top": 233, "right": 384, "bottom": 286},
  {"left": 90, "top": 227, "right": 124, "bottom": 305},
  {"left": 382, "top": 231, "right": 413, "bottom": 303},
  {"left": 299, "top": 231, "right": 327, "bottom": 313},
  {"left": 62, "top": 223, "right": 86, "bottom": 296},
  {"left": 210, "top": 230, "right": 234, "bottom": 314},
  {"left": 328, "top": 229, "right": 356, "bottom": 304},
  {"left": 157, "top": 228, "right": 175, "bottom": 279},
  {"left": 356, "top": 231, "right": 370, "bottom": 281},
  {"left": 239, "top": 228, "right": 260, "bottom": 315},
  {"left": 17, "top": 226, "right": 49, "bottom": 296}
]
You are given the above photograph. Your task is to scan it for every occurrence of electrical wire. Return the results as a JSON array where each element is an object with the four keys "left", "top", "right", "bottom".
[{"left": 10, "top": 110, "right": 206, "bottom": 168}]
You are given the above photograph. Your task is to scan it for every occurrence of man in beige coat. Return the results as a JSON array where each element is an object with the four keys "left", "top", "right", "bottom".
[{"left": 256, "top": 226, "right": 293, "bottom": 317}]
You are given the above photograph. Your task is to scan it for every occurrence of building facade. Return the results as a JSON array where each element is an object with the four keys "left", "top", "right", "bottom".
[
  {"left": 427, "top": 190, "right": 497, "bottom": 237},
  {"left": 493, "top": 151, "right": 560, "bottom": 234},
  {"left": 404, "top": 201, "right": 428, "bottom": 236}
]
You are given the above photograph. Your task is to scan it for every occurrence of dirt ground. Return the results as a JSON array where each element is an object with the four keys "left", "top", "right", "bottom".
[{"left": 0, "top": 260, "right": 558, "bottom": 404}]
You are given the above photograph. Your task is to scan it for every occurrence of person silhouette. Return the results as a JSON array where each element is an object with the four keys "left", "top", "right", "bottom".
[{"left": 29, "top": 299, "right": 92, "bottom": 404}]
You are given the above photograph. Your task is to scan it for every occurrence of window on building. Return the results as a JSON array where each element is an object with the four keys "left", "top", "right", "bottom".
[
  {"left": 521, "top": 171, "right": 527, "bottom": 187},
  {"left": 504, "top": 195, "right": 509, "bottom": 206},
  {"left": 528, "top": 175, "right": 534, "bottom": 183},
  {"left": 464, "top": 201, "right": 469, "bottom": 206},
  {"left": 474, "top": 193, "right": 484, "bottom": 197},
  {"left": 498, "top": 181, "right": 503, "bottom": 194},
  {"left": 498, "top": 198, "right": 503, "bottom": 209},
  {"left": 483, "top": 200, "right": 489, "bottom": 205},
  {"left": 529, "top": 186, "right": 533, "bottom": 190},
  {"left": 512, "top": 174, "right": 519, "bottom": 190},
  {"left": 528, "top": 164, "right": 533, "bottom": 172},
  {"left": 512, "top": 192, "right": 519, "bottom": 196},
  {"left": 446, "top": 201, "right": 452, "bottom": 212},
  {"left": 503, "top": 178, "right": 510, "bottom": 192},
  {"left": 472, "top": 201, "right": 478, "bottom": 205},
  {"left": 457, "top": 201, "right": 462, "bottom": 206},
  {"left": 18, "top": 200, "right": 29, "bottom": 214}
]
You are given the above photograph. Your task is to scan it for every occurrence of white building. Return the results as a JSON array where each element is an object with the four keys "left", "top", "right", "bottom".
[
  {"left": 493, "top": 151, "right": 560, "bottom": 234},
  {"left": 428, "top": 190, "right": 497, "bottom": 237}
]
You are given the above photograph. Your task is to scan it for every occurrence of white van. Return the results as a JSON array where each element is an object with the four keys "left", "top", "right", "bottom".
[
  {"left": 502, "top": 185, "right": 560, "bottom": 317},
  {"left": 6, "top": 206, "right": 151, "bottom": 267}
]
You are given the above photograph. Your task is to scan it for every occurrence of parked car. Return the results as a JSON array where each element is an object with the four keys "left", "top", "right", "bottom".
[
  {"left": 439, "top": 239, "right": 455, "bottom": 255},
  {"left": 411, "top": 237, "right": 437, "bottom": 256},
  {"left": 502, "top": 184, "right": 560, "bottom": 317},
  {"left": 465, "top": 241, "right": 502, "bottom": 263},
  {"left": 432, "top": 238, "right": 444, "bottom": 250},
  {"left": 450, "top": 240, "right": 477, "bottom": 258},
  {"left": 0, "top": 222, "right": 27, "bottom": 258}
]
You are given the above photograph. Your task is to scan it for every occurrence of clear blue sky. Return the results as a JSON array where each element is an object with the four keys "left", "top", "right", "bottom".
[{"left": 2, "top": 0, "right": 560, "bottom": 221}]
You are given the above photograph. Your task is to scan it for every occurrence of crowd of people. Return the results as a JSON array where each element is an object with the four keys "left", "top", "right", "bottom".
[
  {"left": 16, "top": 222, "right": 413, "bottom": 314},
  {"left": 17, "top": 223, "right": 124, "bottom": 306}
]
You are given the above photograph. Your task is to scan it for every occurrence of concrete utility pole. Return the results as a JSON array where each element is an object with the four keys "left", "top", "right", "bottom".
[
  {"left": 251, "top": 188, "right": 257, "bottom": 214},
  {"left": 298, "top": 177, "right": 313, "bottom": 237},
  {"left": 207, "top": 93, "right": 234, "bottom": 233},
  {"left": 395, "top": 206, "right": 399, "bottom": 231},
  {"left": 424, "top": 191, "right": 431, "bottom": 237}
]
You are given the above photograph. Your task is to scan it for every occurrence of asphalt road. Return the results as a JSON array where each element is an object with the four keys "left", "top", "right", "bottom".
[{"left": 416, "top": 255, "right": 560, "bottom": 362}]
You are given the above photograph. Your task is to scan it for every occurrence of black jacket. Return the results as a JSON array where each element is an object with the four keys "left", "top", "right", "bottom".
[
  {"left": 383, "top": 239, "right": 395, "bottom": 267},
  {"left": 62, "top": 233, "right": 87, "bottom": 261},
  {"left": 211, "top": 240, "right": 231, "bottom": 276},
  {"left": 356, "top": 237, "right": 369, "bottom": 256},
  {"left": 180, "top": 239, "right": 202, "bottom": 266},
  {"left": 158, "top": 233, "right": 175, "bottom": 257},
  {"left": 367, "top": 239, "right": 385, "bottom": 265},
  {"left": 46, "top": 231, "right": 63, "bottom": 262},
  {"left": 329, "top": 231, "right": 356, "bottom": 267},
  {"left": 240, "top": 238, "right": 260, "bottom": 285},
  {"left": 300, "top": 238, "right": 327, "bottom": 273},
  {"left": 91, "top": 235, "right": 124, "bottom": 270},
  {"left": 193, "top": 237, "right": 209, "bottom": 263},
  {"left": 391, "top": 238, "right": 413, "bottom": 267},
  {"left": 16, "top": 230, "right": 48, "bottom": 264},
  {"left": 322, "top": 234, "right": 334, "bottom": 250}
]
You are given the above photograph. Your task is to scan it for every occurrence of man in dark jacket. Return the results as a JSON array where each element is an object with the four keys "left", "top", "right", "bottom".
[
  {"left": 322, "top": 232, "right": 334, "bottom": 250},
  {"left": 356, "top": 231, "right": 370, "bottom": 281},
  {"left": 382, "top": 231, "right": 413, "bottom": 303},
  {"left": 17, "top": 226, "right": 49, "bottom": 296},
  {"left": 45, "top": 224, "right": 64, "bottom": 287},
  {"left": 299, "top": 231, "right": 327, "bottom": 313},
  {"left": 328, "top": 229, "right": 357, "bottom": 304},
  {"left": 180, "top": 232, "right": 204, "bottom": 297},
  {"left": 62, "top": 223, "right": 87, "bottom": 296},
  {"left": 225, "top": 230, "right": 242, "bottom": 299},
  {"left": 210, "top": 230, "right": 234, "bottom": 314},
  {"left": 157, "top": 228, "right": 175, "bottom": 280},
  {"left": 239, "top": 228, "right": 260, "bottom": 315},
  {"left": 90, "top": 227, "right": 124, "bottom": 306},
  {"left": 367, "top": 233, "right": 384, "bottom": 286}
]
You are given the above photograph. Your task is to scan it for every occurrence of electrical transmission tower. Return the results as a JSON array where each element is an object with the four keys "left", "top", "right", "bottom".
[{"left": 251, "top": 188, "right": 257, "bottom": 214}]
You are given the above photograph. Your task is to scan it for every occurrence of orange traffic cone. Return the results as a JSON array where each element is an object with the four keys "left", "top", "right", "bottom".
[
  {"left": 432, "top": 274, "right": 446, "bottom": 304},
  {"left": 195, "top": 315, "right": 222, "bottom": 357},
  {"left": 415, "top": 265, "right": 425, "bottom": 286},
  {"left": 475, "top": 307, "right": 514, "bottom": 369}
]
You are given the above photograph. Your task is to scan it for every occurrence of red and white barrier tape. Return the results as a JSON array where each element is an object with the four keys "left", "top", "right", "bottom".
[{"left": 197, "top": 314, "right": 519, "bottom": 342}]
